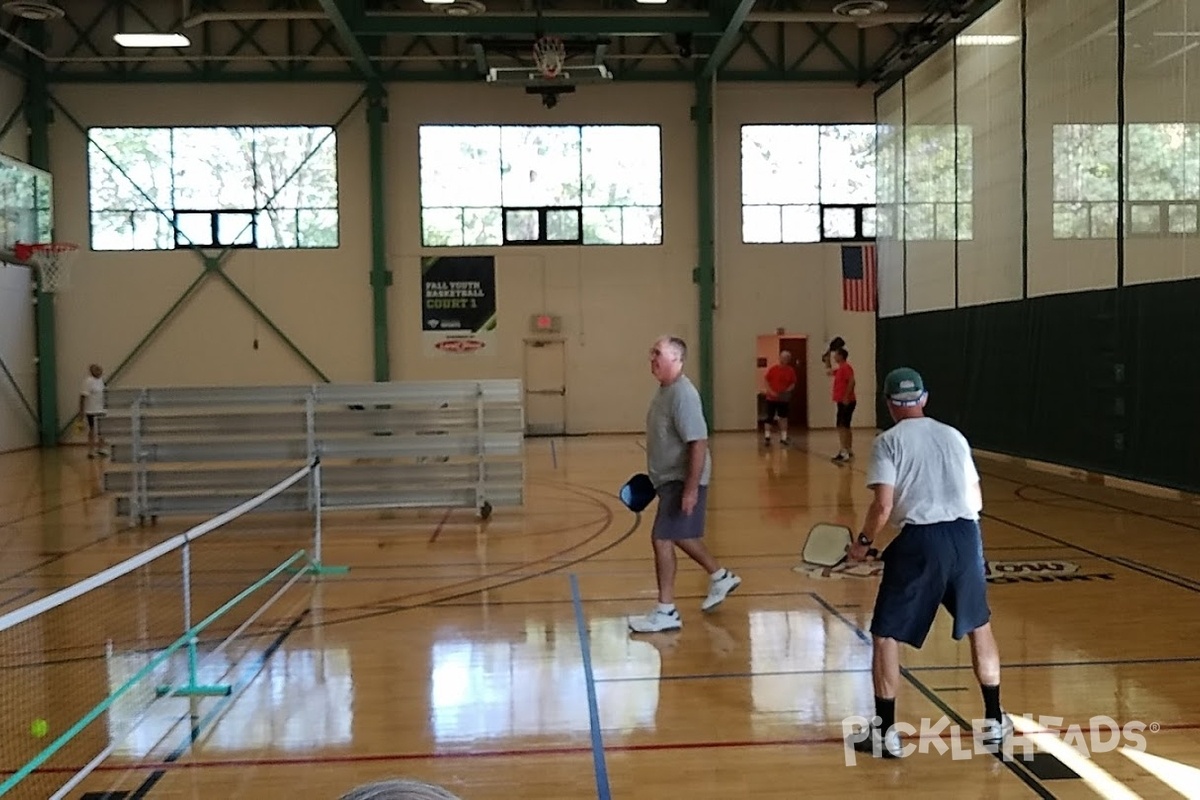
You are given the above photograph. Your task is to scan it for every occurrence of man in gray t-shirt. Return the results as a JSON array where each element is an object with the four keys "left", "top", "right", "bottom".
[
  {"left": 845, "top": 367, "right": 1011, "bottom": 760},
  {"left": 628, "top": 336, "right": 741, "bottom": 634}
]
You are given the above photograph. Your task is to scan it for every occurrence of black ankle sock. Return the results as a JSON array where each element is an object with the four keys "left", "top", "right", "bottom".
[
  {"left": 981, "top": 684, "right": 1001, "bottom": 720},
  {"left": 875, "top": 696, "right": 896, "bottom": 734}
]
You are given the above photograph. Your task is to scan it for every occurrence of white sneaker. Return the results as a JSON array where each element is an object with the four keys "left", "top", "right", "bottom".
[
  {"left": 628, "top": 608, "right": 682, "bottom": 633},
  {"left": 701, "top": 571, "right": 742, "bottom": 612},
  {"left": 849, "top": 724, "right": 904, "bottom": 759},
  {"left": 978, "top": 713, "right": 1014, "bottom": 751}
]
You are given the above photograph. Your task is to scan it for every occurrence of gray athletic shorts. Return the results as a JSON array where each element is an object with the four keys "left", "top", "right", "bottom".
[{"left": 651, "top": 481, "right": 708, "bottom": 541}]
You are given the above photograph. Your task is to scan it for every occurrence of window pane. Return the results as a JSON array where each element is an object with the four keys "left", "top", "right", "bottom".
[
  {"left": 781, "top": 205, "right": 820, "bottom": 243},
  {"left": 1128, "top": 204, "right": 1160, "bottom": 235},
  {"left": 742, "top": 205, "right": 782, "bottom": 243},
  {"left": 621, "top": 207, "right": 661, "bottom": 245},
  {"left": 175, "top": 211, "right": 212, "bottom": 246},
  {"left": 88, "top": 128, "right": 173, "bottom": 211},
  {"left": 463, "top": 207, "right": 502, "bottom": 246},
  {"left": 822, "top": 207, "right": 857, "bottom": 239},
  {"left": 1053, "top": 124, "right": 1118, "bottom": 203},
  {"left": 172, "top": 127, "right": 255, "bottom": 210},
  {"left": 741, "top": 125, "right": 820, "bottom": 205},
  {"left": 582, "top": 207, "right": 622, "bottom": 244},
  {"left": 905, "top": 204, "right": 935, "bottom": 240},
  {"left": 547, "top": 209, "right": 580, "bottom": 241},
  {"left": 862, "top": 207, "right": 877, "bottom": 238},
  {"left": 1128, "top": 124, "right": 1200, "bottom": 202},
  {"left": 131, "top": 211, "right": 174, "bottom": 250},
  {"left": 257, "top": 210, "right": 298, "bottom": 248},
  {"left": 1168, "top": 203, "right": 1198, "bottom": 234},
  {"left": 935, "top": 203, "right": 958, "bottom": 240},
  {"left": 255, "top": 126, "right": 338, "bottom": 209},
  {"left": 505, "top": 208, "right": 540, "bottom": 241},
  {"left": 1053, "top": 202, "right": 1089, "bottom": 239},
  {"left": 581, "top": 126, "right": 661, "bottom": 206},
  {"left": 419, "top": 125, "right": 502, "bottom": 207},
  {"left": 1091, "top": 202, "right": 1118, "bottom": 238},
  {"left": 501, "top": 126, "right": 582, "bottom": 206},
  {"left": 297, "top": 209, "right": 338, "bottom": 247},
  {"left": 422, "top": 208, "right": 464, "bottom": 247},
  {"left": 217, "top": 212, "right": 254, "bottom": 246},
  {"left": 819, "top": 125, "right": 876, "bottom": 204}
]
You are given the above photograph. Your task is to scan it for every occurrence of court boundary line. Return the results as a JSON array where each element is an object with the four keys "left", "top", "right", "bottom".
[
  {"left": 808, "top": 592, "right": 1057, "bottom": 800},
  {"left": 569, "top": 573, "right": 612, "bottom": 800}
]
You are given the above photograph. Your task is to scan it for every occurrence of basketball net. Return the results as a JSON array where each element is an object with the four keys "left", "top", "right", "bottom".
[
  {"left": 533, "top": 36, "right": 566, "bottom": 78},
  {"left": 14, "top": 242, "right": 77, "bottom": 292}
]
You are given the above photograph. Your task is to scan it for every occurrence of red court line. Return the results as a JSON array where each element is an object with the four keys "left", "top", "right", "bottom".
[
  {"left": 428, "top": 508, "right": 452, "bottom": 543},
  {"left": 14, "top": 721, "right": 1200, "bottom": 777}
]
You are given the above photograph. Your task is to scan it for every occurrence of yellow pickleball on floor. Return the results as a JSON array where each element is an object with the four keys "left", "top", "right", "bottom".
[{"left": 30, "top": 718, "right": 48, "bottom": 738}]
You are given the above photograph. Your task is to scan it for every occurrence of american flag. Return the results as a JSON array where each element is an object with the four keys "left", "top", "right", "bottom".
[{"left": 841, "top": 244, "right": 877, "bottom": 313}]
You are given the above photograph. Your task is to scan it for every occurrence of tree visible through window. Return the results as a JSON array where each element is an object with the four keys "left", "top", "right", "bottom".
[
  {"left": 418, "top": 124, "right": 662, "bottom": 247},
  {"left": 1054, "top": 123, "right": 1200, "bottom": 239},
  {"left": 87, "top": 126, "right": 338, "bottom": 251},
  {"left": 740, "top": 124, "right": 881, "bottom": 243}
]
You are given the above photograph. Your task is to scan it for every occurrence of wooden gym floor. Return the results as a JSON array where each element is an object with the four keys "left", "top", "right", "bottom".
[{"left": 3, "top": 430, "right": 1200, "bottom": 799}]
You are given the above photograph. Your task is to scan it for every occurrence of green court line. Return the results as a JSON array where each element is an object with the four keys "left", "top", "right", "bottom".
[{"left": 0, "top": 548, "right": 310, "bottom": 797}]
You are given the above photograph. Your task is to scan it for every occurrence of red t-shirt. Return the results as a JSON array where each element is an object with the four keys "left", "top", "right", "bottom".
[
  {"left": 765, "top": 364, "right": 797, "bottom": 399},
  {"left": 832, "top": 362, "right": 856, "bottom": 403}
]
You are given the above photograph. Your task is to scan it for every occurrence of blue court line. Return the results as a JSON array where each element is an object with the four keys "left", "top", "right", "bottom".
[
  {"left": 569, "top": 573, "right": 612, "bottom": 800},
  {"left": 808, "top": 592, "right": 1056, "bottom": 800},
  {"left": 126, "top": 610, "right": 308, "bottom": 799}
]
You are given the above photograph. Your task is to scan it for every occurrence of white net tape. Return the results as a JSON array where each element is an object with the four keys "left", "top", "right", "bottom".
[
  {"left": 533, "top": 36, "right": 566, "bottom": 77},
  {"left": 28, "top": 244, "right": 76, "bottom": 292}
]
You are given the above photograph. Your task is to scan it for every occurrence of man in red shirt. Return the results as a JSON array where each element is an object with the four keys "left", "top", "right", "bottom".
[
  {"left": 762, "top": 351, "right": 798, "bottom": 447},
  {"left": 830, "top": 347, "right": 856, "bottom": 463}
]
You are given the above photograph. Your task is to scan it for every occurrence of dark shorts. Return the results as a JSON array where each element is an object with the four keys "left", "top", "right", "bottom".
[
  {"left": 86, "top": 413, "right": 101, "bottom": 431},
  {"left": 764, "top": 400, "right": 790, "bottom": 421},
  {"left": 651, "top": 481, "right": 708, "bottom": 541},
  {"left": 869, "top": 519, "right": 991, "bottom": 649},
  {"left": 835, "top": 401, "right": 856, "bottom": 428}
]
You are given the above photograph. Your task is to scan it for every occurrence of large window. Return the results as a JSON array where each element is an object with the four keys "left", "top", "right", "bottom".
[
  {"left": 87, "top": 126, "right": 338, "bottom": 251},
  {"left": 419, "top": 124, "right": 662, "bottom": 247},
  {"left": 903, "top": 124, "right": 973, "bottom": 241},
  {"left": 1054, "top": 123, "right": 1200, "bottom": 239},
  {"left": 741, "top": 124, "right": 878, "bottom": 243}
]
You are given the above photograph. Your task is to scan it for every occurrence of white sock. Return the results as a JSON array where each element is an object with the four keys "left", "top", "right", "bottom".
[{"left": 657, "top": 603, "right": 677, "bottom": 615}]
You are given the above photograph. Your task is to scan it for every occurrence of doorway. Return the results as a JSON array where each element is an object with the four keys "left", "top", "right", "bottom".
[
  {"left": 756, "top": 334, "right": 808, "bottom": 432},
  {"left": 523, "top": 338, "right": 566, "bottom": 436}
]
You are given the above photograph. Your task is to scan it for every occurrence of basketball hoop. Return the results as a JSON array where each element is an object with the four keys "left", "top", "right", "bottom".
[
  {"left": 14, "top": 242, "right": 77, "bottom": 292},
  {"left": 532, "top": 36, "right": 566, "bottom": 78}
]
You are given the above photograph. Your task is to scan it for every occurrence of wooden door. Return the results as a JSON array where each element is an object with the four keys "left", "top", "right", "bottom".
[{"left": 779, "top": 337, "right": 808, "bottom": 430}]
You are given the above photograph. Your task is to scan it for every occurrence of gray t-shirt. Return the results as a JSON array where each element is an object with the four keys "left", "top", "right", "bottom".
[
  {"left": 645, "top": 374, "right": 712, "bottom": 488},
  {"left": 866, "top": 416, "right": 981, "bottom": 528}
]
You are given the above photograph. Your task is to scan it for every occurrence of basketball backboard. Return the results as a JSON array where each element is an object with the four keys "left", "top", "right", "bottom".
[{"left": 0, "top": 152, "right": 53, "bottom": 261}]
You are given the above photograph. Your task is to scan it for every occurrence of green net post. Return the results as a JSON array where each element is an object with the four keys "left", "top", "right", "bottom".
[{"left": 156, "top": 540, "right": 232, "bottom": 697}]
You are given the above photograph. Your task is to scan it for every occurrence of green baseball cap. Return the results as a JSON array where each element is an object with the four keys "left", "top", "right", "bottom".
[{"left": 883, "top": 367, "right": 925, "bottom": 405}]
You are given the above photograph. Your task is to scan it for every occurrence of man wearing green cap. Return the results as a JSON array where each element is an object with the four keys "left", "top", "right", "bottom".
[{"left": 845, "top": 367, "right": 1011, "bottom": 759}]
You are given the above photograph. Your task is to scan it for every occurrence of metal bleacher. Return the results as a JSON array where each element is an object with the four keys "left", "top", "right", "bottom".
[{"left": 101, "top": 380, "right": 525, "bottom": 524}]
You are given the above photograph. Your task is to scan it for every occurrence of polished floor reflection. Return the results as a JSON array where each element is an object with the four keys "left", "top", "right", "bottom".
[{"left": 2, "top": 431, "right": 1200, "bottom": 799}]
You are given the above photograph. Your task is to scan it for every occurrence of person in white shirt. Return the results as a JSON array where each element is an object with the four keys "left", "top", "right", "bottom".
[
  {"left": 845, "top": 367, "right": 1011, "bottom": 759},
  {"left": 79, "top": 364, "right": 107, "bottom": 458}
]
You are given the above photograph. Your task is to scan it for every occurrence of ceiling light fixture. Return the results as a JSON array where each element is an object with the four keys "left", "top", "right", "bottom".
[
  {"left": 956, "top": 34, "right": 1019, "bottom": 45},
  {"left": 113, "top": 32, "right": 191, "bottom": 48}
]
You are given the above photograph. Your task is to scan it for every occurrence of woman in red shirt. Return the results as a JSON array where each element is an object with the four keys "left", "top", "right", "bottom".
[{"left": 830, "top": 348, "right": 856, "bottom": 463}]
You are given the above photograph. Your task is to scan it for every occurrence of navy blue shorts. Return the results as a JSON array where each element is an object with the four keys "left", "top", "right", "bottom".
[
  {"left": 869, "top": 519, "right": 991, "bottom": 649},
  {"left": 651, "top": 481, "right": 708, "bottom": 541}
]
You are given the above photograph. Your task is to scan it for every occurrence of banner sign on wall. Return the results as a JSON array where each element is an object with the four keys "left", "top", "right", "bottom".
[{"left": 421, "top": 255, "right": 497, "bottom": 356}]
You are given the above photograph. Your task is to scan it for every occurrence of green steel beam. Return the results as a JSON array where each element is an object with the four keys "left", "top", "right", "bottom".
[
  {"left": 692, "top": 76, "right": 716, "bottom": 427},
  {"left": 25, "top": 24, "right": 56, "bottom": 447},
  {"left": 701, "top": 0, "right": 759, "bottom": 79},
  {"left": 317, "top": 0, "right": 379, "bottom": 80},
  {"left": 366, "top": 80, "right": 391, "bottom": 381},
  {"left": 354, "top": 14, "right": 726, "bottom": 36},
  {"left": 209, "top": 266, "right": 331, "bottom": 383}
]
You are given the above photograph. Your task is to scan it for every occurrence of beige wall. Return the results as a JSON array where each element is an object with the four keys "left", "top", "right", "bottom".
[
  {"left": 0, "top": 262, "right": 36, "bottom": 453},
  {"left": 46, "top": 79, "right": 878, "bottom": 435},
  {"left": 0, "top": 70, "right": 25, "bottom": 160}
]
